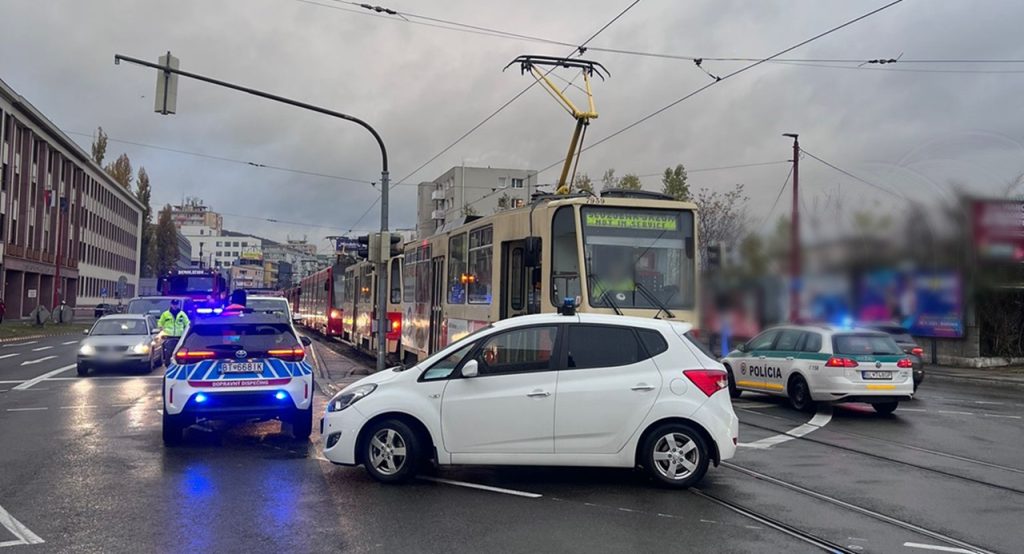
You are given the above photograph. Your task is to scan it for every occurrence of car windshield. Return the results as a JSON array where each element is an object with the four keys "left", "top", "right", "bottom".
[
  {"left": 127, "top": 298, "right": 178, "bottom": 314},
  {"left": 91, "top": 319, "right": 148, "bottom": 336},
  {"left": 581, "top": 207, "right": 695, "bottom": 310},
  {"left": 248, "top": 298, "right": 289, "bottom": 316},
  {"left": 833, "top": 334, "right": 903, "bottom": 356},
  {"left": 182, "top": 323, "right": 298, "bottom": 354},
  {"left": 167, "top": 276, "right": 214, "bottom": 294}
]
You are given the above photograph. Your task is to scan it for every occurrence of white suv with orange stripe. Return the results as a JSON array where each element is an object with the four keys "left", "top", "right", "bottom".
[{"left": 721, "top": 325, "right": 914, "bottom": 414}]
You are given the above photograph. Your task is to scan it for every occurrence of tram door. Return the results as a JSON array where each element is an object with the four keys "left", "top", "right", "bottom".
[
  {"left": 428, "top": 256, "right": 446, "bottom": 353},
  {"left": 500, "top": 241, "right": 528, "bottom": 319}
]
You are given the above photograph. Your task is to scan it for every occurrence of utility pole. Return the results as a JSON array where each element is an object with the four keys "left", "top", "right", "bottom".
[
  {"left": 783, "top": 133, "right": 800, "bottom": 322},
  {"left": 115, "top": 51, "right": 391, "bottom": 371}
]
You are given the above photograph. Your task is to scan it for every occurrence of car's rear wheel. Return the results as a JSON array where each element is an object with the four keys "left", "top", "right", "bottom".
[
  {"left": 362, "top": 419, "right": 421, "bottom": 484},
  {"left": 725, "top": 365, "right": 741, "bottom": 399},
  {"left": 642, "top": 423, "right": 710, "bottom": 489},
  {"left": 289, "top": 406, "right": 313, "bottom": 440},
  {"left": 162, "top": 412, "right": 185, "bottom": 446},
  {"left": 76, "top": 363, "right": 88, "bottom": 377},
  {"left": 787, "top": 375, "right": 815, "bottom": 413},
  {"left": 872, "top": 401, "right": 899, "bottom": 415}
]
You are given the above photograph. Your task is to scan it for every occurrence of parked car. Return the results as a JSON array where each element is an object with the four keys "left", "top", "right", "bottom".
[
  {"left": 863, "top": 323, "right": 925, "bottom": 391},
  {"left": 78, "top": 314, "right": 164, "bottom": 376},
  {"left": 93, "top": 303, "right": 120, "bottom": 318},
  {"left": 721, "top": 325, "right": 915, "bottom": 414},
  {"left": 321, "top": 312, "right": 738, "bottom": 489}
]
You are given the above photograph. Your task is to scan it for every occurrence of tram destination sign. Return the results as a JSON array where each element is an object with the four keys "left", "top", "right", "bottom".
[{"left": 584, "top": 211, "right": 678, "bottom": 231}]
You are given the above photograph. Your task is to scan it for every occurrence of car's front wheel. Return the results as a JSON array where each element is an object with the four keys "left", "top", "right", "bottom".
[
  {"left": 872, "top": 401, "right": 899, "bottom": 415},
  {"left": 362, "top": 419, "right": 421, "bottom": 484},
  {"left": 76, "top": 363, "right": 88, "bottom": 377},
  {"left": 642, "top": 423, "right": 710, "bottom": 488}
]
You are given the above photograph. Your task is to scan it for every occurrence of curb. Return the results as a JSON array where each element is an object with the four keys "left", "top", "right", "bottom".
[
  {"left": 926, "top": 371, "right": 1024, "bottom": 388},
  {"left": 0, "top": 330, "right": 85, "bottom": 344}
]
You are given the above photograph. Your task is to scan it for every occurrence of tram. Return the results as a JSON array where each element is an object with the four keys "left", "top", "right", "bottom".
[
  {"left": 399, "top": 190, "right": 699, "bottom": 364},
  {"left": 297, "top": 261, "right": 348, "bottom": 337},
  {"left": 336, "top": 256, "right": 404, "bottom": 360}
]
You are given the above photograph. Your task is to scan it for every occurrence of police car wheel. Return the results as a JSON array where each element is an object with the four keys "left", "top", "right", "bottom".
[
  {"left": 363, "top": 419, "right": 420, "bottom": 484},
  {"left": 289, "top": 408, "right": 313, "bottom": 440},
  {"left": 642, "top": 423, "right": 710, "bottom": 489},
  {"left": 787, "top": 375, "right": 815, "bottom": 413},
  {"left": 871, "top": 401, "right": 899, "bottom": 415},
  {"left": 162, "top": 413, "right": 185, "bottom": 446},
  {"left": 724, "top": 366, "right": 741, "bottom": 399}
]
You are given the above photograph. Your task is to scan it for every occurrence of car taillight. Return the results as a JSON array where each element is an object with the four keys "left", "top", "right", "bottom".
[
  {"left": 386, "top": 312, "right": 402, "bottom": 340},
  {"left": 683, "top": 369, "right": 728, "bottom": 397},
  {"left": 174, "top": 349, "right": 216, "bottom": 364},
  {"left": 825, "top": 357, "right": 859, "bottom": 368},
  {"left": 911, "top": 347, "right": 924, "bottom": 357},
  {"left": 268, "top": 346, "right": 305, "bottom": 361},
  {"left": 897, "top": 358, "right": 914, "bottom": 368}
]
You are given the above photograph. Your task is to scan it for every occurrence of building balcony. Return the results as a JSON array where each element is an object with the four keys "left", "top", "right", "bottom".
[
  {"left": 431, "top": 190, "right": 445, "bottom": 201},
  {"left": 431, "top": 209, "right": 446, "bottom": 220}
]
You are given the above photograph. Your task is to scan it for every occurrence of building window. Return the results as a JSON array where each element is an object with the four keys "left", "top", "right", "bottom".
[
  {"left": 511, "top": 178, "right": 524, "bottom": 189},
  {"left": 467, "top": 226, "right": 492, "bottom": 304}
]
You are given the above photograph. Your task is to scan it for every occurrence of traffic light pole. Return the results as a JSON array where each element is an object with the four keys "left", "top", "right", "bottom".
[{"left": 115, "top": 52, "right": 391, "bottom": 371}]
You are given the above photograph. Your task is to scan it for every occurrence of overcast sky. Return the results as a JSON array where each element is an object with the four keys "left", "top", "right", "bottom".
[{"left": 4, "top": 0, "right": 1024, "bottom": 248}]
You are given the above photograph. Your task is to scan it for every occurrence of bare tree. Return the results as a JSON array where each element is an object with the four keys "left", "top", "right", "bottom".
[{"left": 694, "top": 184, "right": 750, "bottom": 270}]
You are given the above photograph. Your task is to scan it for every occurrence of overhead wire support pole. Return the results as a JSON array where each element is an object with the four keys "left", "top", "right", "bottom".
[
  {"left": 114, "top": 52, "right": 392, "bottom": 371},
  {"left": 783, "top": 133, "right": 800, "bottom": 323}
]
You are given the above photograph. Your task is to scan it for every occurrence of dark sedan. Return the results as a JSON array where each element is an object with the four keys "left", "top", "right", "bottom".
[{"left": 865, "top": 324, "right": 924, "bottom": 391}]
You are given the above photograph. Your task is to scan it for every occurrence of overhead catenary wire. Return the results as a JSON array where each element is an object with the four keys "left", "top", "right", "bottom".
[
  {"left": 342, "top": 0, "right": 644, "bottom": 232},
  {"left": 534, "top": 0, "right": 908, "bottom": 177},
  {"left": 295, "top": 0, "right": 1024, "bottom": 67},
  {"left": 799, "top": 149, "right": 907, "bottom": 199},
  {"left": 758, "top": 165, "right": 794, "bottom": 231}
]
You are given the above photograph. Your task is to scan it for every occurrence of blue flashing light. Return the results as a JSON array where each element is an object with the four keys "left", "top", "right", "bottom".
[
  {"left": 840, "top": 315, "right": 854, "bottom": 330},
  {"left": 195, "top": 393, "right": 208, "bottom": 403},
  {"left": 274, "top": 391, "right": 287, "bottom": 401}
]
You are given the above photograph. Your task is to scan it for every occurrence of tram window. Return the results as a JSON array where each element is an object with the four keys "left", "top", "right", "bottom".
[
  {"left": 403, "top": 248, "right": 416, "bottom": 303},
  {"left": 510, "top": 247, "right": 525, "bottom": 310},
  {"left": 390, "top": 258, "right": 402, "bottom": 304},
  {"left": 468, "top": 226, "right": 493, "bottom": 304},
  {"left": 550, "top": 206, "right": 581, "bottom": 306},
  {"left": 448, "top": 234, "right": 467, "bottom": 304}
]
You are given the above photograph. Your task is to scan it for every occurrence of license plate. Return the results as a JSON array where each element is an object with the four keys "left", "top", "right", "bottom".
[
  {"left": 862, "top": 371, "right": 892, "bottom": 380},
  {"left": 221, "top": 362, "right": 263, "bottom": 374}
]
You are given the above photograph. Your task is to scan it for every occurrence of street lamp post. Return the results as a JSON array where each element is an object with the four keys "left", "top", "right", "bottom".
[{"left": 115, "top": 52, "right": 391, "bottom": 371}]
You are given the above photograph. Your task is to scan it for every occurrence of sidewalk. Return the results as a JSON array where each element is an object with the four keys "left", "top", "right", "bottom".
[{"left": 926, "top": 365, "right": 1024, "bottom": 386}]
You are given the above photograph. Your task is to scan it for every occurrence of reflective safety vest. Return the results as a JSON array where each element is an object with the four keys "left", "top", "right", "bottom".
[{"left": 158, "top": 309, "right": 190, "bottom": 337}]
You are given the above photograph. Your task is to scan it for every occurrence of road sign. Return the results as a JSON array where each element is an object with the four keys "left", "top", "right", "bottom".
[
  {"left": 27, "top": 289, "right": 36, "bottom": 299},
  {"left": 154, "top": 52, "right": 179, "bottom": 115},
  {"left": 100, "top": 287, "right": 108, "bottom": 298}
]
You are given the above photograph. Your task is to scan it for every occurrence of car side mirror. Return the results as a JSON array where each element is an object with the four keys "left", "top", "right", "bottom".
[
  {"left": 461, "top": 359, "right": 479, "bottom": 378},
  {"left": 82, "top": 329, "right": 90, "bottom": 335},
  {"left": 300, "top": 336, "right": 312, "bottom": 346}
]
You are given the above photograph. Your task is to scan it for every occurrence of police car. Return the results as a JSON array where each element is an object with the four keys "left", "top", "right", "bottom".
[
  {"left": 721, "top": 325, "right": 915, "bottom": 414},
  {"left": 162, "top": 310, "right": 315, "bottom": 445}
]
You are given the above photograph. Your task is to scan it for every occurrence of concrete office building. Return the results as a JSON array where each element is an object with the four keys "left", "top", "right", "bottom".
[
  {"left": 0, "top": 78, "right": 143, "bottom": 315},
  {"left": 416, "top": 166, "right": 537, "bottom": 239}
]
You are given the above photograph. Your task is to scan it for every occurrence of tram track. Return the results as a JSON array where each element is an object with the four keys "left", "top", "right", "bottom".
[
  {"left": 737, "top": 409, "right": 1024, "bottom": 495},
  {"left": 720, "top": 462, "right": 999, "bottom": 554}
]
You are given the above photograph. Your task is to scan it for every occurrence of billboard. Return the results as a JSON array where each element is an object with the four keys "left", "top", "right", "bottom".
[
  {"left": 971, "top": 200, "right": 1024, "bottom": 261},
  {"left": 858, "top": 270, "right": 964, "bottom": 338}
]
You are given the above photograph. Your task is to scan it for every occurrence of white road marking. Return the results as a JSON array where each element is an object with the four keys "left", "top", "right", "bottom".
[
  {"left": 46, "top": 376, "right": 162, "bottom": 381},
  {"left": 12, "top": 364, "right": 75, "bottom": 390},
  {"left": 732, "top": 400, "right": 776, "bottom": 409},
  {"left": 2, "top": 341, "right": 37, "bottom": 348},
  {"left": 937, "top": 410, "right": 974, "bottom": 416},
  {"left": 62, "top": 340, "right": 78, "bottom": 345},
  {"left": 6, "top": 407, "right": 48, "bottom": 412},
  {"left": 18, "top": 356, "right": 58, "bottom": 367},
  {"left": 900, "top": 408, "right": 927, "bottom": 412},
  {"left": 0, "top": 353, "right": 20, "bottom": 360},
  {"left": 30, "top": 346, "right": 52, "bottom": 352},
  {"left": 974, "top": 401, "right": 1003, "bottom": 405},
  {"left": 980, "top": 413, "right": 1022, "bottom": 420},
  {"left": 0, "top": 503, "right": 44, "bottom": 547},
  {"left": 59, "top": 405, "right": 98, "bottom": 409},
  {"left": 739, "top": 406, "right": 833, "bottom": 449},
  {"left": 903, "top": 542, "right": 979, "bottom": 554},
  {"left": 419, "top": 476, "right": 542, "bottom": 498}
]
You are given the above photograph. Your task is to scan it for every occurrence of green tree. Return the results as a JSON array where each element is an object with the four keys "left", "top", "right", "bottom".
[
  {"left": 600, "top": 169, "right": 618, "bottom": 190},
  {"left": 572, "top": 172, "right": 594, "bottom": 195},
  {"left": 105, "top": 153, "right": 133, "bottom": 188},
  {"left": 462, "top": 203, "right": 478, "bottom": 217},
  {"left": 135, "top": 167, "right": 155, "bottom": 277},
  {"left": 91, "top": 126, "right": 108, "bottom": 165},
  {"left": 738, "top": 234, "right": 769, "bottom": 276},
  {"left": 661, "top": 164, "right": 690, "bottom": 201},
  {"left": 154, "top": 205, "right": 179, "bottom": 275},
  {"left": 618, "top": 174, "right": 642, "bottom": 190}
]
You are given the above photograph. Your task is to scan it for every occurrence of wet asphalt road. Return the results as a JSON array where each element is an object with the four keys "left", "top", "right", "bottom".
[{"left": 1, "top": 333, "right": 1022, "bottom": 553}]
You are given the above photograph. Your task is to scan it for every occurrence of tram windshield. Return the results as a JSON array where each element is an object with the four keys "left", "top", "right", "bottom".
[{"left": 581, "top": 207, "right": 696, "bottom": 310}]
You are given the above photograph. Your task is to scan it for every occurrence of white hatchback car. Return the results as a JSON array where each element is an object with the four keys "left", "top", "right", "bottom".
[{"left": 322, "top": 312, "right": 738, "bottom": 488}]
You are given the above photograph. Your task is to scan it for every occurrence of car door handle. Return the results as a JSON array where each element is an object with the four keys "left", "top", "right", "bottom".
[
  {"left": 786, "top": 356, "right": 794, "bottom": 361},
  {"left": 526, "top": 390, "right": 551, "bottom": 398},
  {"left": 631, "top": 384, "right": 656, "bottom": 392},
  {"left": 759, "top": 356, "right": 767, "bottom": 360}
]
